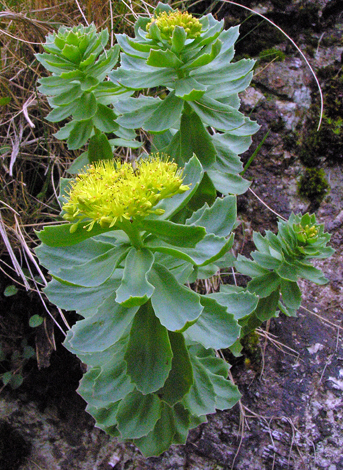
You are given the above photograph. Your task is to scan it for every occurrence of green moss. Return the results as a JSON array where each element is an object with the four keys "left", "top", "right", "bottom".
[
  {"left": 298, "top": 168, "right": 330, "bottom": 204},
  {"left": 299, "top": 62, "right": 343, "bottom": 166},
  {"left": 241, "top": 330, "right": 262, "bottom": 371},
  {"left": 258, "top": 47, "right": 285, "bottom": 63}
]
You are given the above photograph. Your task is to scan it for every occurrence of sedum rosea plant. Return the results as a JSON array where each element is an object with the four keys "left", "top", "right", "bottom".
[{"left": 35, "top": 3, "right": 334, "bottom": 457}]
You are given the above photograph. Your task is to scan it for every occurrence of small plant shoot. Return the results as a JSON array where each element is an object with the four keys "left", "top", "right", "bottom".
[{"left": 35, "top": 4, "right": 334, "bottom": 457}]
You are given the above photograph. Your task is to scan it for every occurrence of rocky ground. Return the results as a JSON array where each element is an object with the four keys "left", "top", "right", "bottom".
[{"left": 0, "top": 1, "right": 342, "bottom": 469}]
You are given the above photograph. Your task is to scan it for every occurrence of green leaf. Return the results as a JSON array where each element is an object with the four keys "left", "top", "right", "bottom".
[
  {"left": 72, "top": 92, "right": 97, "bottom": 121},
  {"left": 2, "top": 371, "right": 12, "bottom": 386},
  {"left": 187, "top": 195, "right": 236, "bottom": 237},
  {"left": 4, "top": 285, "right": 18, "bottom": 297},
  {"left": 10, "top": 374, "right": 24, "bottom": 389},
  {"left": 80, "top": 345, "right": 134, "bottom": 407},
  {"left": 192, "top": 57, "right": 254, "bottom": 86},
  {"left": 86, "top": 47, "right": 120, "bottom": 79},
  {"left": 116, "top": 248, "right": 155, "bottom": 307},
  {"left": 141, "top": 219, "right": 205, "bottom": 247},
  {"left": 133, "top": 403, "right": 177, "bottom": 457},
  {"left": 178, "top": 233, "right": 234, "bottom": 267},
  {"left": 209, "top": 290, "right": 259, "bottom": 321},
  {"left": 35, "top": 52, "right": 76, "bottom": 73},
  {"left": 29, "top": 315, "right": 44, "bottom": 328},
  {"left": 109, "top": 138, "right": 142, "bottom": 149},
  {"left": 115, "top": 96, "right": 160, "bottom": 129},
  {"left": 147, "top": 48, "right": 183, "bottom": 68},
  {"left": 171, "top": 26, "right": 187, "bottom": 53},
  {"left": 148, "top": 263, "right": 203, "bottom": 332},
  {"left": 278, "top": 301, "right": 297, "bottom": 318},
  {"left": 248, "top": 272, "right": 281, "bottom": 298},
  {"left": 56, "top": 244, "right": 129, "bottom": 287},
  {"left": 185, "top": 296, "right": 240, "bottom": 349},
  {"left": 234, "top": 255, "right": 270, "bottom": 277},
  {"left": 36, "top": 222, "right": 115, "bottom": 247},
  {"left": 252, "top": 252, "right": 282, "bottom": 270},
  {"left": 280, "top": 279, "right": 301, "bottom": 310},
  {"left": 294, "top": 261, "right": 328, "bottom": 285},
  {"left": 184, "top": 38, "right": 222, "bottom": 69},
  {"left": 68, "top": 119, "right": 94, "bottom": 150},
  {"left": 142, "top": 92, "right": 184, "bottom": 133},
  {"left": 205, "top": 367, "right": 241, "bottom": 411},
  {"left": 166, "top": 110, "right": 217, "bottom": 169},
  {"left": 276, "top": 262, "right": 298, "bottom": 282},
  {"left": 207, "top": 170, "right": 251, "bottom": 195},
  {"left": 36, "top": 236, "right": 117, "bottom": 272},
  {"left": 80, "top": 76, "right": 99, "bottom": 92},
  {"left": 54, "top": 121, "right": 75, "bottom": 140},
  {"left": 188, "top": 96, "right": 245, "bottom": 131},
  {"left": 67, "top": 294, "right": 139, "bottom": 353},
  {"left": 88, "top": 133, "right": 113, "bottom": 162},
  {"left": 116, "top": 389, "right": 162, "bottom": 439},
  {"left": 254, "top": 288, "right": 280, "bottom": 322},
  {"left": 61, "top": 43, "right": 81, "bottom": 63},
  {"left": 183, "top": 354, "right": 216, "bottom": 416},
  {"left": 50, "top": 84, "right": 82, "bottom": 106},
  {"left": 23, "top": 346, "right": 35, "bottom": 359},
  {"left": 93, "top": 104, "right": 117, "bottom": 132},
  {"left": 125, "top": 302, "right": 172, "bottom": 394},
  {"left": 158, "top": 331, "right": 193, "bottom": 406},
  {"left": 46, "top": 100, "right": 80, "bottom": 122},
  {"left": 187, "top": 171, "right": 216, "bottom": 212},
  {"left": 110, "top": 66, "right": 177, "bottom": 90},
  {"left": 44, "top": 275, "right": 121, "bottom": 316},
  {"left": 174, "top": 77, "right": 207, "bottom": 101},
  {"left": 68, "top": 151, "right": 90, "bottom": 174}
]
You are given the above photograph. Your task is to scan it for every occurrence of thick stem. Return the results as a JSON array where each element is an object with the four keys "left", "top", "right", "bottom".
[{"left": 118, "top": 220, "right": 144, "bottom": 249}]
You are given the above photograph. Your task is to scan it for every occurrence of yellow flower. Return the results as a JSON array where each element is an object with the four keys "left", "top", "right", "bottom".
[
  {"left": 62, "top": 155, "right": 190, "bottom": 231},
  {"left": 146, "top": 10, "right": 202, "bottom": 41}
]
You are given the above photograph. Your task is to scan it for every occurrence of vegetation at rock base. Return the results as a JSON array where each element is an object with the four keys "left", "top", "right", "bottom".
[
  {"left": 298, "top": 168, "right": 330, "bottom": 205},
  {"left": 299, "top": 62, "right": 343, "bottom": 166},
  {"left": 258, "top": 47, "right": 285, "bottom": 63}
]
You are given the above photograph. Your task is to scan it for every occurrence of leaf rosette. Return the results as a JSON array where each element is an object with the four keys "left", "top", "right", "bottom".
[
  {"left": 110, "top": 2, "right": 259, "bottom": 197},
  {"left": 36, "top": 24, "right": 137, "bottom": 156},
  {"left": 234, "top": 213, "right": 335, "bottom": 338}
]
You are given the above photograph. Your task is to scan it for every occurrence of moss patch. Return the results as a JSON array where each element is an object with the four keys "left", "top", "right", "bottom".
[
  {"left": 298, "top": 168, "right": 330, "bottom": 205},
  {"left": 299, "top": 62, "right": 343, "bottom": 166},
  {"left": 258, "top": 47, "right": 285, "bottom": 63}
]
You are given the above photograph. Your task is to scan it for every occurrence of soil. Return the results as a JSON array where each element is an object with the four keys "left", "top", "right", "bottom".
[{"left": 1, "top": 1, "right": 343, "bottom": 469}]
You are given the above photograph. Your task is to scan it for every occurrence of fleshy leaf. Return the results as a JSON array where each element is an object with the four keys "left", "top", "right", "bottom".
[
  {"left": 183, "top": 353, "right": 216, "bottom": 416},
  {"left": 248, "top": 272, "right": 281, "bottom": 298},
  {"left": 186, "top": 195, "right": 236, "bottom": 237},
  {"left": 36, "top": 223, "right": 115, "bottom": 247},
  {"left": 67, "top": 293, "right": 139, "bottom": 353},
  {"left": 116, "top": 389, "right": 162, "bottom": 439},
  {"left": 141, "top": 219, "right": 206, "bottom": 247},
  {"left": 280, "top": 279, "right": 301, "bottom": 310},
  {"left": 56, "top": 244, "right": 129, "bottom": 287},
  {"left": 185, "top": 296, "right": 240, "bottom": 349},
  {"left": 124, "top": 302, "right": 172, "bottom": 394},
  {"left": 115, "top": 248, "right": 155, "bottom": 307},
  {"left": 148, "top": 263, "right": 203, "bottom": 331},
  {"left": 158, "top": 331, "right": 194, "bottom": 406}
]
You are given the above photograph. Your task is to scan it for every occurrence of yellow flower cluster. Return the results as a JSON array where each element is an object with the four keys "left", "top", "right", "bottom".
[
  {"left": 295, "top": 223, "right": 319, "bottom": 244},
  {"left": 62, "top": 155, "right": 190, "bottom": 230},
  {"left": 146, "top": 10, "right": 202, "bottom": 41}
]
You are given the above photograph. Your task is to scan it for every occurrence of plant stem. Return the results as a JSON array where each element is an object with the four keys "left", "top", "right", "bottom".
[{"left": 119, "top": 220, "right": 144, "bottom": 249}]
